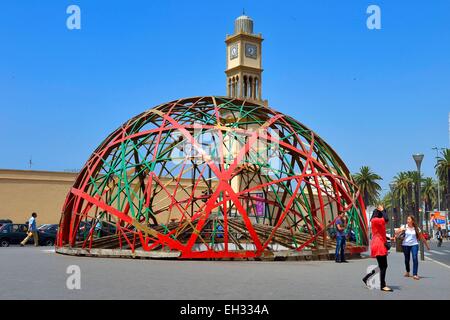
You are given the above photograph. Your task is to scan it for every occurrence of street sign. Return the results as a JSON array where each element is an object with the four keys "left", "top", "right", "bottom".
[{"left": 431, "top": 211, "right": 447, "bottom": 229}]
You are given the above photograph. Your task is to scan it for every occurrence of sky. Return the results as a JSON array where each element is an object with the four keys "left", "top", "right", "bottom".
[{"left": 1, "top": 0, "right": 449, "bottom": 194}]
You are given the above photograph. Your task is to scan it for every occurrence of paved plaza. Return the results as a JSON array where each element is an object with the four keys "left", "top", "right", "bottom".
[{"left": 1, "top": 241, "right": 449, "bottom": 300}]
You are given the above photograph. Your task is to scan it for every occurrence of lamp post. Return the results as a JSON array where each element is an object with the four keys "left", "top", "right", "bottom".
[
  {"left": 432, "top": 147, "right": 445, "bottom": 238},
  {"left": 413, "top": 153, "right": 425, "bottom": 261},
  {"left": 432, "top": 147, "right": 444, "bottom": 211}
]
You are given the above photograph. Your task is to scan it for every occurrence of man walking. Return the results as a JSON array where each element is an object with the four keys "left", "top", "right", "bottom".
[
  {"left": 436, "top": 226, "right": 443, "bottom": 247},
  {"left": 20, "top": 212, "right": 39, "bottom": 247},
  {"left": 335, "top": 212, "right": 347, "bottom": 263}
]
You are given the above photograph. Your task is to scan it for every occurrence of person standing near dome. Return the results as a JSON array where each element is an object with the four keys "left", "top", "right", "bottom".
[
  {"left": 334, "top": 212, "right": 348, "bottom": 263},
  {"left": 362, "top": 205, "right": 393, "bottom": 292}
]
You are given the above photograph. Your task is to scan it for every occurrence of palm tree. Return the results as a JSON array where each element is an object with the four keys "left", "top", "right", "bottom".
[
  {"left": 393, "top": 171, "right": 412, "bottom": 224},
  {"left": 422, "top": 177, "right": 437, "bottom": 213},
  {"left": 393, "top": 172, "right": 410, "bottom": 208},
  {"left": 406, "top": 170, "right": 423, "bottom": 217},
  {"left": 435, "top": 148, "right": 450, "bottom": 209},
  {"left": 353, "top": 166, "right": 383, "bottom": 207},
  {"left": 422, "top": 177, "right": 437, "bottom": 232},
  {"left": 381, "top": 192, "right": 393, "bottom": 210}
]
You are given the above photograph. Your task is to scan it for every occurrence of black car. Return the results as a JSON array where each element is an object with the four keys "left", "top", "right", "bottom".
[
  {"left": 38, "top": 224, "right": 58, "bottom": 246},
  {"left": 76, "top": 221, "right": 92, "bottom": 241},
  {"left": 0, "top": 223, "right": 56, "bottom": 247},
  {"left": 76, "top": 221, "right": 116, "bottom": 241},
  {"left": 38, "top": 224, "right": 58, "bottom": 234},
  {"left": 0, "top": 219, "right": 13, "bottom": 228},
  {"left": 0, "top": 223, "right": 28, "bottom": 247}
]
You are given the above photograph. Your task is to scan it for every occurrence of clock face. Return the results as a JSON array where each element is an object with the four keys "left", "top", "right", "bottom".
[
  {"left": 245, "top": 43, "right": 257, "bottom": 59},
  {"left": 230, "top": 44, "right": 238, "bottom": 60}
]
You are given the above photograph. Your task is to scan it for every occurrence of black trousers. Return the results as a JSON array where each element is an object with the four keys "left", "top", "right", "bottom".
[
  {"left": 376, "top": 255, "right": 388, "bottom": 288},
  {"left": 363, "top": 255, "right": 388, "bottom": 289}
]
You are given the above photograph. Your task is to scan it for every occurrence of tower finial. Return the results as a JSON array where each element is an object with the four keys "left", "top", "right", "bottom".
[{"left": 243, "top": 8, "right": 245, "bottom": 16}]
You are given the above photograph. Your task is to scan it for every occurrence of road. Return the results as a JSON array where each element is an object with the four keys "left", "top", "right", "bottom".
[
  {"left": 424, "top": 239, "right": 450, "bottom": 267},
  {"left": 0, "top": 245, "right": 449, "bottom": 300}
]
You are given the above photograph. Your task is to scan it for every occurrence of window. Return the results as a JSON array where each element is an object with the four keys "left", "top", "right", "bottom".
[{"left": 1, "top": 225, "right": 10, "bottom": 233}]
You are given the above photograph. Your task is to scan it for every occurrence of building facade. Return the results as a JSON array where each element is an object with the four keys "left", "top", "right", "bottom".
[{"left": 0, "top": 169, "right": 77, "bottom": 224}]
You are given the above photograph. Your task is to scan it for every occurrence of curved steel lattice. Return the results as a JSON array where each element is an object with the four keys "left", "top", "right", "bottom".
[{"left": 57, "top": 96, "right": 368, "bottom": 259}]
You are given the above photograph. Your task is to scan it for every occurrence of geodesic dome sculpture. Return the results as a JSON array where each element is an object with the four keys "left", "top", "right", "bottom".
[{"left": 57, "top": 96, "right": 368, "bottom": 259}]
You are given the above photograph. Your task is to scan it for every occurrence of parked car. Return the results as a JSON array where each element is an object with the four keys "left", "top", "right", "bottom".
[
  {"left": 38, "top": 224, "right": 58, "bottom": 246},
  {"left": 76, "top": 221, "right": 116, "bottom": 241},
  {"left": 39, "top": 224, "right": 58, "bottom": 233},
  {"left": 98, "top": 221, "right": 116, "bottom": 237},
  {"left": 0, "top": 219, "right": 13, "bottom": 228},
  {"left": 76, "top": 221, "right": 92, "bottom": 241},
  {"left": 0, "top": 223, "right": 28, "bottom": 247},
  {"left": 0, "top": 223, "right": 57, "bottom": 247},
  {"left": 38, "top": 224, "right": 51, "bottom": 231}
]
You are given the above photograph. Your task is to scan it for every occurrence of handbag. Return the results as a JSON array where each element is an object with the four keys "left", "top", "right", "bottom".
[
  {"left": 397, "top": 230, "right": 406, "bottom": 242},
  {"left": 385, "top": 241, "right": 391, "bottom": 250}
]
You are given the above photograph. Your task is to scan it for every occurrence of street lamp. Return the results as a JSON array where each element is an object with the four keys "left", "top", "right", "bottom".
[
  {"left": 432, "top": 147, "right": 445, "bottom": 238},
  {"left": 413, "top": 153, "right": 425, "bottom": 261},
  {"left": 432, "top": 147, "right": 444, "bottom": 212}
]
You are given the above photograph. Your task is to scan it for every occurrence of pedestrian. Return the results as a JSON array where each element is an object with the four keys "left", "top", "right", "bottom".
[
  {"left": 20, "top": 212, "right": 39, "bottom": 247},
  {"left": 436, "top": 225, "right": 443, "bottom": 248},
  {"left": 362, "top": 205, "right": 393, "bottom": 292},
  {"left": 396, "top": 215, "right": 430, "bottom": 280},
  {"left": 334, "top": 212, "right": 347, "bottom": 263},
  {"left": 95, "top": 220, "right": 102, "bottom": 238}
]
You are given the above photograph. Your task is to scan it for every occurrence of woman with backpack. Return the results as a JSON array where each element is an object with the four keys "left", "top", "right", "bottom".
[{"left": 396, "top": 215, "right": 430, "bottom": 280}]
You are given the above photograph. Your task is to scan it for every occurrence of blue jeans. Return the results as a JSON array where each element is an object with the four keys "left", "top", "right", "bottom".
[
  {"left": 402, "top": 245, "right": 419, "bottom": 276},
  {"left": 335, "top": 235, "right": 346, "bottom": 261}
]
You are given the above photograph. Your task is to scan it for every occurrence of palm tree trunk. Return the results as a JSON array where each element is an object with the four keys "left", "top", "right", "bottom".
[
  {"left": 407, "top": 185, "right": 414, "bottom": 219},
  {"left": 364, "top": 190, "right": 369, "bottom": 209},
  {"left": 401, "top": 196, "right": 406, "bottom": 225}
]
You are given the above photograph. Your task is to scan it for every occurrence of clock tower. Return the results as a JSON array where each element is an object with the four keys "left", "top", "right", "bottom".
[{"left": 225, "top": 13, "right": 266, "bottom": 104}]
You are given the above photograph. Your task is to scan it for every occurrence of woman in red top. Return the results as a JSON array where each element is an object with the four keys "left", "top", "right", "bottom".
[{"left": 362, "top": 205, "right": 393, "bottom": 292}]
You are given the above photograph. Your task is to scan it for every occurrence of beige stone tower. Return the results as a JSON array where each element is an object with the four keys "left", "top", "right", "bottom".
[{"left": 225, "top": 13, "right": 266, "bottom": 104}]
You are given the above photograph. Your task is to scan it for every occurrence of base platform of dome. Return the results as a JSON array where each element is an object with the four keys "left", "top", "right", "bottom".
[{"left": 56, "top": 96, "right": 368, "bottom": 260}]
